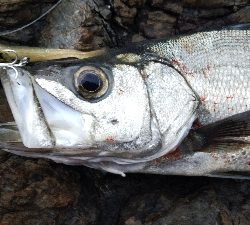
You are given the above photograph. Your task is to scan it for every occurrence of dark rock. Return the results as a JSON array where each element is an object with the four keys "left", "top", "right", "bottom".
[
  {"left": 177, "top": 4, "right": 250, "bottom": 33},
  {"left": 132, "top": 34, "right": 145, "bottom": 42},
  {"left": 147, "top": 11, "right": 176, "bottom": 23},
  {"left": 139, "top": 10, "right": 176, "bottom": 39},
  {"left": 122, "top": 0, "right": 146, "bottom": 8},
  {"left": 141, "top": 22, "right": 174, "bottom": 39},
  {"left": 150, "top": 0, "right": 183, "bottom": 14},
  {"left": 195, "top": 8, "right": 231, "bottom": 18},
  {"left": 0, "top": 0, "right": 56, "bottom": 13},
  {"left": 114, "top": 0, "right": 137, "bottom": 26},
  {"left": 39, "top": 0, "right": 109, "bottom": 50},
  {"left": 183, "top": 0, "right": 248, "bottom": 8},
  {"left": 226, "top": 6, "right": 250, "bottom": 23},
  {"left": 0, "top": 88, "right": 13, "bottom": 122}
]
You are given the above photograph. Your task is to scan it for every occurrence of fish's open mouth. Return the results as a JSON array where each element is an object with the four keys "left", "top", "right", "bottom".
[
  {"left": 1, "top": 68, "right": 55, "bottom": 147},
  {"left": 0, "top": 68, "right": 94, "bottom": 149}
]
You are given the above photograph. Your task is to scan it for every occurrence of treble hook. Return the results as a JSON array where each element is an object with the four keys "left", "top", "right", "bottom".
[{"left": 0, "top": 49, "right": 28, "bottom": 79}]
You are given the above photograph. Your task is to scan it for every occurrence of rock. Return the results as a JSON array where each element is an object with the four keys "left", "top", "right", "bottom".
[
  {"left": 139, "top": 10, "right": 176, "bottom": 39},
  {"left": 0, "top": 0, "right": 55, "bottom": 13},
  {"left": 39, "top": 0, "right": 109, "bottom": 50},
  {"left": 141, "top": 22, "right": 174, "bottom": 39},
  {"left": 150, "top": 0, "right": 183, "bottom": 14},
  {"left": 0, "top": 156, "right": 85, "bottom": 225},
  {"left": 177, "top": 3, "right": 250, "bottom": 33},
  {"left": 0, "top": 88, "right": 13, "bottom": 122},
  {"left": 122, "top": 0, "right": 146, "bottom": 8},
  {"left": 147, "top": 11, "right": 176, "bottom": 23},
  {"left": 226, "top": 6, "right": 250, "bottom": 23},
  {"left": 100, "top": 7, "right": 112, "bottom": 20},
  {"left": 0, "top": 1, "right": 55, "bottom": 33},
  {"left": 196, "top": 8, "right": 231, "bottom": 18},
  {"left": 114, "top": 0, "right": 137, "bottom": 26},
  {"left": 131, "top": 34, "right": 145, "bottom": 42},
  {"left": 183, "top": 0, "right": 248, "bottom": 8},
  {"left": 117, "top": 177, "right": 250, "bottom": 225},
  {"left": 0, "top": 2, "right": 55, "bottom": 45}
]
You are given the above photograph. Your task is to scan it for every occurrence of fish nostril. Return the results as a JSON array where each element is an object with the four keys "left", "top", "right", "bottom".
[{"left": 110, "top": 119, "right": 118, "bottom": 125}]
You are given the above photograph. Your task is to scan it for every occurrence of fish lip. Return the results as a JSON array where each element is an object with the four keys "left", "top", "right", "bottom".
[{"left": 1, "top": 68, "right": 55, "bottom": 148}]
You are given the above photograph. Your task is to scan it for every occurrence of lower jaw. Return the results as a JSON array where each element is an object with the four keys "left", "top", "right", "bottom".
[
  {"left": 1, "top": 69, "right": 54, "bottom": 148},
  {"left": 33, "top": 82, "right": 94, "bottom": 148}
]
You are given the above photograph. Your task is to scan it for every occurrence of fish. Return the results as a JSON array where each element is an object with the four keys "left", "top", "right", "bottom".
[{"left": 0, "top": 27, "right": 249, "bottom": 178}]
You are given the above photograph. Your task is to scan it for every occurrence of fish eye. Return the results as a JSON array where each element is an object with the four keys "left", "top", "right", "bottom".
[{"left": 74, "top": 66, "right": 109, "bottom": 100}]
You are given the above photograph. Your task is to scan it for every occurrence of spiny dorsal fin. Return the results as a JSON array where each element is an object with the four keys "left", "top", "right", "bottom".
[{"left": 182, "top": 111, "right": 250, "bottom": 153}]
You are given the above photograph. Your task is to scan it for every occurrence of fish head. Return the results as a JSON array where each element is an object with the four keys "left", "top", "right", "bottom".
[{"left": 1, "top": 50, "right": 198, "bottom": 165}]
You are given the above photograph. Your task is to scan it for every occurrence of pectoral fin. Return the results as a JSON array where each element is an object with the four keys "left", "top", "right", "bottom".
[{"left": 181, "top": 111, "right": 250, "bottom": 153}]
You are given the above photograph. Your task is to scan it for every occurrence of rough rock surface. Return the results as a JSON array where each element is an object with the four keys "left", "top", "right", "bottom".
[
  {"left": 0, "top": 0, "right": 250, "bottom": 224},
  {"left": 0, "top": 89, "right": 12, "bottom": 122}
]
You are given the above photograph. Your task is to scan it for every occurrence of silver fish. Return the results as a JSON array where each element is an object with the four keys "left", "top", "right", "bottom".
[{"left": 0, "top": 28, "right": 249, "bottom": 178}]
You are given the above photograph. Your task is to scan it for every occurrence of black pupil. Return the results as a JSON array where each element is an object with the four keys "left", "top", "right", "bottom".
[{"left": 79, "top": 72, "right": 102, "bottom": 92}]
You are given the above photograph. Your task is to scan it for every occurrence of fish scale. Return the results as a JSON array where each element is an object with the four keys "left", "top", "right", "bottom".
[
  {"left": 147, "top": 29, "right": 250, "bottom": 125},
  {"left": 187, "top": 65, "right": 249, "bottom": 125}
]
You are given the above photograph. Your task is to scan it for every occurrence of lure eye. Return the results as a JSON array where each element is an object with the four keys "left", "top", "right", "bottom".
[{"left": 74, "top": 66, "right": 109, "bottom": 100}]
